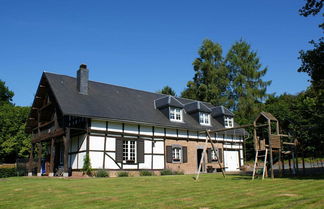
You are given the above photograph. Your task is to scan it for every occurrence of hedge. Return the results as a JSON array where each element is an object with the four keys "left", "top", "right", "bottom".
[{"left": 0, "top": 168, "right": 17, "bottom": 178}]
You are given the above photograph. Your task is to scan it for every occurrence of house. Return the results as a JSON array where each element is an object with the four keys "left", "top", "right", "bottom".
[{"left": 25, "top": 64, "right": 245, "bottom": 177}]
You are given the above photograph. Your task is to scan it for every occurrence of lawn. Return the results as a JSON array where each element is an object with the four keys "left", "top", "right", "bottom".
[{"left": 0, "top": 174, "right": 323, "bottom": 209}]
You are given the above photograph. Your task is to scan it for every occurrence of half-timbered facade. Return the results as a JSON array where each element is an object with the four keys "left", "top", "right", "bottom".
[{"left": 26, "top": 64, "right": 245, "bottom": 177}]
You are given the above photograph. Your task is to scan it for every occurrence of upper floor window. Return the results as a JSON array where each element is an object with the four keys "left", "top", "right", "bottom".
[
  {"left": 224, "top": 116, "right": 234, "bottom": 128},
  {"left": 123, "top": 140, "right": 136, "bottom": 163},
  {"left": 170, "top": 107, "right": 182, "bottom": 122},
  {"left": 199, "top": 112, "right": 210, "bottom": 125}
]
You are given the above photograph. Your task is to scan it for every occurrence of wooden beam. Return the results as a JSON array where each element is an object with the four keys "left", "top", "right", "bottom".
[
  {"left": 37, "top": 143, "right": 42, "bottom": 176},
  {"left": 49, "top": 138, "right": 55, "bottom": 177},
  {"left": 31, "top": 128, "right": 64, "bottom": 143},
  {"left": 28, "top": 143, "right": 34, "bottom": 176},
  {"left": 199, "top": 123, "right": 268, "bottom": 134},
  {"left": 63, "top": 128, "right": 70, "bottom": 177}
]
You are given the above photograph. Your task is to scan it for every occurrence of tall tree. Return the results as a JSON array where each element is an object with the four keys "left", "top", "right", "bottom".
[
  {"left": 226, "top": 40, "right": 271, "bottom": 122},
  {"left": 0, "top": 80, "right": 14, "bottom": 106},
  {"left": 181, "top": 39, "right": 229, "bottom": 106},
  {"left": 157, "top": 86, "right": 176, "bottom": 96}
]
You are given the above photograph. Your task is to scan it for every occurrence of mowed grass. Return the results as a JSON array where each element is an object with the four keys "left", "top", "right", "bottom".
[{"left": 0, "top": 174, "right": 324, "bottom": 209}]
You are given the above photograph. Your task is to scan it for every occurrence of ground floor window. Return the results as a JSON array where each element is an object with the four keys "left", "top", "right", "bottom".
[
  {"left": 172, "top": 147, "right": 182, "bottom": 162},
  {"left": 123, "top": 140, "right": 136, "bottom": 163},
  {"left": 211, "top": 149, "right": 218, "bottom": 161}
]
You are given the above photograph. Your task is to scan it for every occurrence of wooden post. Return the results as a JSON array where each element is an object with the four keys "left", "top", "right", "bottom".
[
  {"left": 268, "top": 120, "right": 274, "bottom": 179},
  {"left": 195, "top": 136, "right": 209, "bottom": 181},
  {"left": 206, "top": 131, "right": 225, "bottom": 178},
  {"left": 49, "top": 138, "right": 55, "bottom": 177},
  {"left": 28, "top": 143, "right": 34, "bottom": 176},
  {"left": 282, "top": 153, "right": 285, "bottom": 176},
  {"left": 63, "top": 128, "right": 70, "bottom": 177},
  {"left": 37, "top": 143, "right": 42, "bottom": 176}
]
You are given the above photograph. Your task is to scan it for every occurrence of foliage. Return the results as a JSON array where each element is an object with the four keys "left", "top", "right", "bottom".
[
  {"left": 181, "top": 39, "right": 230, "bottom": 106},
  {"left": 0, "top": 80, "right": 14, "bottom": 106},
  {"left": 226, "top": 40, "right": 271, "bottom": 122},
  {"left": 0, "top": 167, "right": 17, "bottom": 178},
  {"left": 157, "top": 86, "right": 176, "bottom": 96},
  {"left": 0, "top": 104, "right": 31, "bottom": 163},
  {"left": 95, "top": 170, "right": 109, "bottom": 178},
  {"left": 160, "top": 169, "right": 184, "bottom": 175},
  {"left": 82, "top": 154, "right": 92, "bottom": 176},
  {"left": 139, "top": 170, "right": 153, "bottom": 176},
  {"left": 117, "top": 171, "right": 129, "bottom": 177},
  {"left": 299, "top": 0, "right": 323, "bottom": 17}
]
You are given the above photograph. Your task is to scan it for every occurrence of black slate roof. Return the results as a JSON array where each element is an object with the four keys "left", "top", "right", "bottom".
[
  {"left": 35, "top": 72, "right": 244, "bottom": 135},
  {"left": 184, "top": 101, "right": 212, "bottom": 114}
]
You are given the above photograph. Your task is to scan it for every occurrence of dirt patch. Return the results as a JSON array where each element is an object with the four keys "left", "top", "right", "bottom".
[
  {"left": 177, "top": 197, "right": 193, "bottom": 201},
  {"left": 277, "top": 193, "right": 298, "bottom": 197},
  {"left": 13, "top": 188, "right": 22, "bottom": 192}
]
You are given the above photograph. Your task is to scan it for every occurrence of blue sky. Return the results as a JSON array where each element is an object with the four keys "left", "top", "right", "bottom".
[{"left": 0, "top": 0, "right": 322, "bottom": 106}]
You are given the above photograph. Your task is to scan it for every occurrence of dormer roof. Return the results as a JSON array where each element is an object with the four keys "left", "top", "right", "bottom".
[
  {"left": 184, "top": 101, "right": 212, "bottom": 114},
  {"left": 154, "top": 96, "right": 184, "bottom": 109},
  {"left": 211, "top": 106, "right": 234, "bottom": 117}
]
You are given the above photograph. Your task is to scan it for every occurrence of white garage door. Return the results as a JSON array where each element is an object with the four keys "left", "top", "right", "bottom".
[{"left": 224, "top": 150, "right": 240, "bottom": 171}]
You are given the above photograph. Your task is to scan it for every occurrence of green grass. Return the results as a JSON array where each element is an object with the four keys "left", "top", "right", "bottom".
[{"left": 0, "top": 174, "right": 324, "bottom": 209}]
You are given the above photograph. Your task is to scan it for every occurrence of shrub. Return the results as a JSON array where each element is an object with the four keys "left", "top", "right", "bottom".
[
  {"left": 117, "top": 171, "right": 129, "bottom": 177},
  {"left": 160, "top": 169, "right": 173, "bottom": 175},
  {"left": 0, "top": 168, "right": 17, "bottom": 178},
  {"left": 160, "top": 169, "right": 184, "bottom": 176},
  {"left": 95, "top": 170, "right": 109, "bottom": 178},
  {"left": 82, "top": 154, "right": 92, "bottom": 176},
  {"left": 140, "top": 170, "right": 153, "bottom": 176}
]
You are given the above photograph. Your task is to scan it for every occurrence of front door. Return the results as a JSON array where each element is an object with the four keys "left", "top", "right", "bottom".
[{"left": 224, "top": 150, "right": 240, "bottom": 171}]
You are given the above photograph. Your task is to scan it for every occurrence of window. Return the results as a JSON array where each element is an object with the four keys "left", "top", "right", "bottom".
[
  {"left": 199, "top": 112, "right": 210, "bottom": 125},
  {"left": 170, "top": 107, "right": 182, "bottom": 122},
  {"left": 123, "top": 140, "right": 136, "bottom": 163},
  {"left": 172, "top": 147, "right": 182, "bottom": 162},
  {"left": 224, "top": 116, "right": 234, "bottom": 128},
  {"left": 211, "top": 149, "right": 218, "bottom": 161}
]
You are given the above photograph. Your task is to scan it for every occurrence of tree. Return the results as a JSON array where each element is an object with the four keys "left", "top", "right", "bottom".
[
  {"left": 181, "top": 39, "right": 230, "bottom": 106},
  {"left": 299, "top": 0, "right": 323, "bottom": 17},
  {"left": 225, "top": 40, "right": 271, "bottom": 122},
  {"left": 0, "top": 104, "right": 31, "bottom": 163},
  {"left": 157, "top": 86, "right": 176, "bottom": 96},
  {"left": 0, "top": 80, "right": 14, "bottom": 106}
]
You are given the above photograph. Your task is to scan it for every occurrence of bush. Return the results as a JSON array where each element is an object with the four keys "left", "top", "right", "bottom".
[
  {"left": 82, "top": 154, "right": 92, "bottom": 176},
  {"left": 117, "top": 171, "right": 129, "bottom": 177},
  {"left": 95, "top": 170, "right": 109, "bottom": 177},
  {"left": 160, "top": 169, "right": 173, "bottom": 175},
  {"left": 0, "top": 168, "right": 17, "bottom": 178},
  {"left": 160, "top": 169, "right": 184, "bottom": 176},
  {"left": 140, "top": 170, "right": 153, "bottom": 176}
]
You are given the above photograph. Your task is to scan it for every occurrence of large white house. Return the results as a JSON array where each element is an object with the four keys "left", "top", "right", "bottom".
[{"left": 26, "top": 64, "right": 246, "bottom": 177}]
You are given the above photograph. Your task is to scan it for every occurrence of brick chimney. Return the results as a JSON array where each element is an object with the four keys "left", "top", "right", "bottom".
[{"left": 77, "top": 64, "right": 89, "bottom": 95}]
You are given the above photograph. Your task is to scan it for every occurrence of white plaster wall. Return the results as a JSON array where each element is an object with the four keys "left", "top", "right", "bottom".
[
  {"left": 123, "top": 164, "right": 138, "bottom": 169},
  {"left": 139, "top": 155, "right": 152, "bottom": 169},
  {"left": 178, "top": 130, "right": 187, "bottom": 138},
  {"left": 108, "top": 122, "right": 123, "bottom": 132},
  {"left": 90, "top": 152, "right": 104, "bottom": 169},
  {"left": 165, "top": 129, "right": 177, "bottom": 137},
  {"left": 154, "top": 127, "right": 164, "bottom": 136},
  {"left": 71, "top": 136, "right": 78, "bottom": 152},
  {"left": 104, "top": 153, "right": 120, "bottom": 169},
  {"left": 79, "top": 135, "right": 87, "bottom": 151},
  {"left": 144, "top": 140, "right": 152, "bottom": 154},
  {"left": 91, "top": 120, "right": 106, "bottom": 131},
  {"left": 240, "top": 150, "right": 244, "bottom": 166},
  {"left": 70, "top": 154, "right": 77, "bottom": 169},
  {"left": 124, "top": 124, "right": 138, "bottom": 134},
  {"left": 78, "top": 152, "right": 85, "bottom": 169},
  {"left": 89, "top": 136, "right": 105, "bottom": 151},
  {"left": 140, "top": 125, "right": 152, "bottom": 136},
  {"left": 153, "top": 141, "right": 164, "bottom": 154},
  {"left": 106, "top": 137, "right": 116, "bottom": 151},
  {"left": 199, "top": 133, "right": 206, "bottom": 140},
  {"left": 153, "top": 155, "right": 164, "bottom": 169}
]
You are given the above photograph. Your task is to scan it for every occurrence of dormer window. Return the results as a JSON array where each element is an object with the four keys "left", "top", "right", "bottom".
[
  {"left": 199, "top": 112, "right": 210, "bottom": 125},
  {"left": 170, "top": 107, "right": 182, "bottom": 122},
  {"left": 224, "top": 116, "right": 233, "bottom": 128}
]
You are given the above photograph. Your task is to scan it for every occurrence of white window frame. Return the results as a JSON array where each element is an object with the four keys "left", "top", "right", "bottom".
[
  {"left": 169, "top": 107, "right": 183, "bottom": 122},
  {"left": 224, "top": 116, "right": 234, "bottom": 128},
  {"left": 211, "top": 149, "right": 218, "bottom": 161},
  {"left": 172, "top": 146, "right": 182, "bottom": 163},
  {"left": 123, "top": 140, "right": 137, "bottom": 163},
  {"left": 199, "top": 112, "right": 211, "bottom": 126}
]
